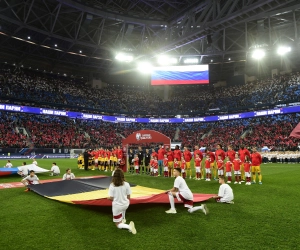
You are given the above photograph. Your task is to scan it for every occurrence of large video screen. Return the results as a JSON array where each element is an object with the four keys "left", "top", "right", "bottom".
[{"left": 151, "top": 65, "right": 209, "bottom": 85}]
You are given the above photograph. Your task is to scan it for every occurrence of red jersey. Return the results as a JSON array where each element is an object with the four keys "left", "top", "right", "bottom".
[
  {"left": 244, "top": 161, "right": 251, "bottom": 172},
  {"left": 167, "top": 151, "right": 174, "bottom": 162},
  {"left": 194, "top": 157, "right": 201, "bottom": 167},
  {"left": 233, "top": 158, "right": 242, "bottom": 171},
  {"left": 133, "top": 157, "right": 139, "bottom": 166},
  {"left": 99, "top": 149, "right": 104, "bottom": 157},
  {"left": 163, "top": 158, "right": 168, "bottom": 167},
  {"left": 238, "top": 148, "right": 251, "bottom": 162},
  {"left": 158, "top": 148, "right": 166, "bottom": 160},
  {"left": 225, "top": 161, "right": 232, "bottom": 172},
  {"left": 251, "top": 152, "right": 262, "bottom": 166},
  {"left": 205, "top": 158, "right": 211, "bottom": 169},
  {"left": 153, "top": 159, "right": 158, "bottom": 169},
  {"left": 226, "top": 150, "right": 236, "bottom": 162},
  {"left": 150, "top": 159, "right": 154, "bottom": 166},
  {"left": 207, "top": 152, "right": 215, "bottom": 162},
  {"left": 174, "top": 161, "right": 179, "bottom": 168},
  {"left": 195, "top": 157, "right": 202, "bottom": 167},
  {"left": 173, "top": 149, "right": 182, "bottom": 161},
  {"left": 216, "top": 159, "right": 224, "bottom": 169},
  {"left": 193, "top": 149, "right": 203, "bottom": 160},
  {"left": 215, "top": 149, "right": 226, "bottom": 161},
  {"left": 183, "top": 150, "right": 192, "bottom": 162},
  {"left": 151, "top": 152, "right": 158, "bottom": 159},
  {"left": 117, "top": 149, "right": 123, "bottom": 159},
  {"left": 181, "top": 159, "right": 186, "bottom": 170},
  {"left": 95, "top": 151, "right": 100, "bottom": 159},
  {"left": 106, "top": 151, "right": 111, "bottom": 158}
]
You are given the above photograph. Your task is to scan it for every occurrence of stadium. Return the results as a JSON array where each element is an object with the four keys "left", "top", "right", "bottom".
[{"left": 0, "top": 0, "right": 299, "bottom": 249}]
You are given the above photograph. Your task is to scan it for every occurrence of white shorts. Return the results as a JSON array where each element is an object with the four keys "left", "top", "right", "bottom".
[
  {"left": 150, "top": 167, "right": 154, "bottom": 172},
  {"left": 195, "top": 167, "right": 201, "bottom": 173},
  {"left": 205, "top": 168, "right": 211, "bottom": 174},
  {"left": 153, "top": 169, "right": 158, "bottom": 173},
  {"left": 174, "top": 192, "right": 193, "bottom": 208},
  {"left": 218, "top": 169, "right": 224, "bottom": 175},
  {"left": 134, "top": 165, "right": 139, "bottom": 170},
  {"left": 234, "top": 170, "right": 241, "bottom": 175},
  {"left": 112, "top": 204, "right": 128, "bottom": 223},
  {"left": 181, "top": 169, "right": 185, "bottom": 173},
  {"left": 226, "top": 172, "right": 232, "bottom": 177},
  {"left": 245, "top": 172, "right": 251, "bottom": 177},
  {"left": 94, "top": 159, "right": 98, "bottom": 164},
  {"left": 164, "top": 167, "right": 168, "bottom": 171}
]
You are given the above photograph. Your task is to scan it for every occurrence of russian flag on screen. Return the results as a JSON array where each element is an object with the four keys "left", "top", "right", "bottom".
[{"left": 151, "top": 65, "right": 209, "bottom": 85}]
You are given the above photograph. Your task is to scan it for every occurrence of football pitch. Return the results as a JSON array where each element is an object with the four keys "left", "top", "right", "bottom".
[{"left": 0, "top": 158, "right": 299, "bottom": 250}]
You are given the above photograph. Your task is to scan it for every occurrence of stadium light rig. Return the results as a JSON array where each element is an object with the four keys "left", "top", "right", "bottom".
[
  {"left": 251, "top": 49, "right": 265, "bottom": 60},
  {"left": 157, "top": 55, "right": 178, "bottom": 65},
  {"left": 115, "top": 53, "right": 133, "bottom": 62},
  {"left": 277, "top": 46, "right": 291, "bottom": 55},
  {"left": 137, "top": 61, "right": 153, "bottom": 74},
  {"left": 183, "top": 58, "right": 199, "bottom": 64}
]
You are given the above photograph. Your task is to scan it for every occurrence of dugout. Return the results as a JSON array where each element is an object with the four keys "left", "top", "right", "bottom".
[{"left": 122, "top": 130, "right": 171, "bottom": 172}]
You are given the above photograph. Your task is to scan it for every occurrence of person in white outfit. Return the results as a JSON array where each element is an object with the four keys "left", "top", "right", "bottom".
[
  {"left": 212, "top": 176, "right": 234, "bottom": 204},
  {"left": 50, "top": 162, "right": 60, "bottom": 176},
  {"left": 5, "top": 160, "right": 13, "bottom": 168},
  {"left": 108, "top": 169, "right": 137, "bottom": 234},
  {"left": 62, "top": 168, "right": 75, "bottom": 180},
  {"left": 165, "top": 167, "right": 209, "bottom": 215}
]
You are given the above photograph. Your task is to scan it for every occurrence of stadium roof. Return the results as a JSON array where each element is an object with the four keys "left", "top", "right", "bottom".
[{"left": 0, "top": 0, "right": 299, "bottom": 80}]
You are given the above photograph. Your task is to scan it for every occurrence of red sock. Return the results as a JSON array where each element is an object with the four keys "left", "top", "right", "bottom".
[
  {"left": 199, "top": 173, "right": 202, "bottom": 178},
  {"left": 206, "top": 173, "right": 208, "bottom": 179},
  {"left": 135, "top": 169, "right": 138, "bottom": 174},
  {"left": 239, "top": 175, "right": 241, "bottom": 182},
  {"left": 196, "top": 173, "right": 199, "bottom": 178},
  {"left": 209, "top": 173, "right": 212, "bottom": 179},
  {"left": 228, "top": 176, "right": 231, "bottom": 181}
]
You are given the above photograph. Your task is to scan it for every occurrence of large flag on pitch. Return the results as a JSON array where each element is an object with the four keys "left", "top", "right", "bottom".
[{"left": 29, "top": 177, "right": 214, "bottom": 206}]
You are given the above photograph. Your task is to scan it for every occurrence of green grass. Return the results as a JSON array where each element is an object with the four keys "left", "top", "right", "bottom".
[{"left": 0, "top": 159, "right": 299, "bottom": 250}]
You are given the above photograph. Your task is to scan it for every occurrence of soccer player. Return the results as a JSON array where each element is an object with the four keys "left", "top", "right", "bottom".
[
  {"left": 238, "top": 145, "right": 250, "bottom": 182},
  {"left": 215, "top": 144, "right": 225, "bottom": 179},
  {"left": 5, "top": 160, "right": 12, "bottom": 168},
  {"left": 173, "top": 158, "right": 179, "bottom": 169},
  {"left": 212, "top": 176, "right": 234, "bottom": 204},
  {"left": 216, "top": 155, "right": 224, "bottom": 179},
  {"left": 50, "top": 162, "right": 60, "bottom": 176},
  {"left": 107, "top": 169, "right": 136, "bottom": 234},
  {"left": 62, "top": 168, "right": 75, "bottom": 180},
  {"left": 225, "top": 157, "right": 233, "bottom": 183},
  {"left": 204, "top": 154, "right": 212, "bottom": 181},
  {"left": 163, "top": 154, "right": 169, "bottom": 177},
  {"left": 77, "top": 153, "right": 84, "bottom": 169},
  {"left": 233, "top": 153, "right": 242, "bottom": 184},
  {"left": 251, "top": 147, "right": 262, "bottom": 184},
  {"left": 244, "top": 155, "right": 252, "bottom": 185},
  {"left": 116, "top": 146, "right": 123, "bottom": 167},
  {"left": 194, "top": 153, "right": 202, "bottom": 180},
  {"left": 158, "top": 145, "right": 166, "bottom": 176},
  {"left": 21, "top": 170, "right": 40, "bottom": 192},
  {"left": 166, "top": 147, "right": 174, "bottom": 177},
  {"left": 165, "top": 167, "right": 209, "bottom": 215},
  {"left": 226, "top": 145, "right": 236, "bottom": 162},
  {"left": 183, "top": 147, "right": 192, "bottom": 179},
  {"left": 180, "top": 156, "right": 186, "bottom": 179},
  {"left": 132, "top": 154, "right": 139, "bottom": 174},
  {"left": 173, "top": 145, "right": 182, "bottom": 166}
]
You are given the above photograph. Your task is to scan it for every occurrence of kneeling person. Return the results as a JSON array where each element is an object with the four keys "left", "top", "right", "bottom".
[
  {"left": 212, "top": 176, "right": 234, "bottom": 204},
  {"left": 21, "top": 170, "right": 40, "bottom": 192},
  {"left": 166, "top": 168, "right": 209, "bottom": 214}
]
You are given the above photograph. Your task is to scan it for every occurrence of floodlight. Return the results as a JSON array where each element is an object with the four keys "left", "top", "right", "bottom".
[
  {"left": 137, "top": 61, "right": 153, "bottom": 73},
  {"left": 115, "top": 53, "right": 133, "bottom": 62},
  {"left": 252, "top": 49, "right": 265, "bottom": 60},
  {"left": 277, "top": 46, "right": 291, "bottom": 55},
  {"left": 157, "top": 55, "right": 178, "bottom": 65},
  {"left": 183, "top": 58, "right": 198, "bottom": 64}
]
